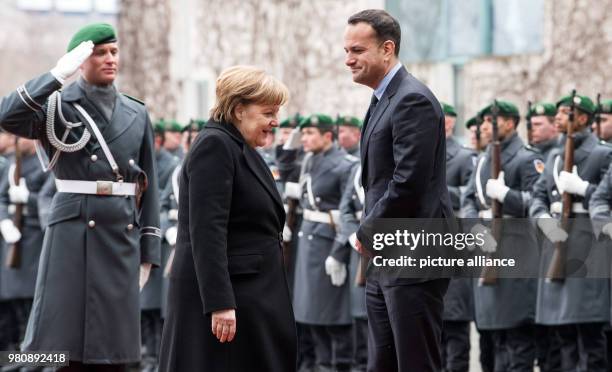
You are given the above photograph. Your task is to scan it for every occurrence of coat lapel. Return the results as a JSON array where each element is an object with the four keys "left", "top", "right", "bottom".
[{"left": 446, "top": 137, "right": 460, "bottom": 161}]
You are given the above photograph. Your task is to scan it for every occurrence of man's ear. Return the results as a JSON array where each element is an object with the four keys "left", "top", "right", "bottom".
[{"left": 382, "top": 40, "right": 396, "bottom": 59}]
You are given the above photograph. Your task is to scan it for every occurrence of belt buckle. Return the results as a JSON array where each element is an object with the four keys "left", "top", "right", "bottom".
[{"left": 96, "top": 181, "right": 113, "bottom": 195}]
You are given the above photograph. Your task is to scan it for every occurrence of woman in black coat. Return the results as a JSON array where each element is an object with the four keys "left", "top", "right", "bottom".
[{"left": 159, "top": 66, "right": 297, "bottom": 372}]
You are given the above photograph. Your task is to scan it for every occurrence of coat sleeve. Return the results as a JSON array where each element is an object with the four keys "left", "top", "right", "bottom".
[
  {"left": 187, "top": 133, "right": 237, "bottom": 314},
  {"left": 589, "top": 163, "right": 612, "bottom": 238},
  {"left": 503, "top": 151, "right": 543, "bottom": 217},
  {"left": 0, "top": 72, "right": 63, "bottom": 139},
  {"left": 357, "top": 93, "right": 441, "bottom": 241},
  {"left": 138, "top": 114, "right": 161, "bottom": 266},
  {"left": 0, "top": 164, "right": 11, "bottom": 222},
  {"left": 583, "top": 150, "right": 612, "bottom": 209},
  {"left": 330, "top": 162, "right": 359, "bottom": 264},
  {"left": 460, "top": 155, "right": 481, "bottom": 219}
]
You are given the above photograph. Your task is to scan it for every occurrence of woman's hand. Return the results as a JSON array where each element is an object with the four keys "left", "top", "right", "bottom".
[{"left": 211, "top": 309, "right": 236, "bottom": 343}]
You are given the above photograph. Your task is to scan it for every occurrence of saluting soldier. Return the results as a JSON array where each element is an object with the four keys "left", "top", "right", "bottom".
[
  {"left": 0, "top": 23, "right": 161, "bottom": 370},
  {"left": 440, "top": 102, "right": 476, "bottom": 372},
  {"left": 528, "top": 102, "right": 560, "bottom": 161},
  {"left": 530, "top": 94, "right": 612, "bottom": 372},
  {"left": 0, "top": 138, "right": 50, "bottom": 363},
  {"left": 462, "top": 101, "right": 543, "bottom": 371},
  {"left": 139, "top": 120, "right": 181, "bottom": 372},
  {"left": 292, "top": 114, "right": 357, "bottom": 372}
]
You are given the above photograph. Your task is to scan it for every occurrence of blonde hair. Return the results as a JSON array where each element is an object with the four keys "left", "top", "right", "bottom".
[{"left": 210, "top": 65, "right": 289, "bottom": 123}]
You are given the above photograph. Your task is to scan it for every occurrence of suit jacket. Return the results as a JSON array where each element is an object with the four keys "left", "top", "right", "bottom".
[
  {"left": 160, "top": 120, "right": 296, "bottom": 372},
  {"left": 357, "top": 67, "right": 454, "bottom": 284}
]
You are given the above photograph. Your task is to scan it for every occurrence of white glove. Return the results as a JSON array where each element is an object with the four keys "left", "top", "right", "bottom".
[
  {"left": 139, "top": 263, "right": 152, "bottom": 291},
  {"left": 0, "top": 219, "right": 21, "bottom": 244},
  {"left": 9, "top": 178, "right": 29, "bottom": 204},
  {"left": 602, "top": 223, "right": 612, "bottom": 240},
  {"left": 558, "top": 165, "right": 589, "bottom": 196},
  {"left": 486, "top": 171, "right": 510, "bottom": 202},
  {"left": 50, "top": 40, "right": 94, "bottom": 84},
  {"left": 282, "top": 224, "right": 292, "bottom": 242},
  {"left": 165, "top": 226, "right": 178, "bottom": 246},
  {"left": 282, "top": 128, "right": 302, "bottom": 150},
  {"left": 324, "top": 255, "right": 347, "bottom": 287},
  {"left": 284, "top": 182, "right": 302, "bottom": 200},
  {"left": 537, "top": 214, "right": 568, "bottom": 243},
  {"left": 348, "top": 232, "right": 358, "bottom": 251},
  {"left": 471, "top": 223, "right": 497, "bottom": 253}
]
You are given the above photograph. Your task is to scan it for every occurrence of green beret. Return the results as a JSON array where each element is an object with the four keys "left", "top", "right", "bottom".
[
  {"left": 441, "top": 102, "right": 457, "bottom": 117},
  {"left": 182, "top": 119, "right": 207, "bottom": 133},
  {"left": 465, "top": 116, "right": 479, "bottom": 129},
  {"left": 280, "top": 114, "right": 302, "bottom": 129},
  {"left": 298, "top": 114, "right": 334, "bottom": 130},
  {"left": 528, "top": 102, "right": 556, "bottom": 117},
  {"left": 599, "top": 99, "right": 612, "bottom": 114},
  {"left": 556, "top": 93, "right": 595, "bottom": 115},
  {"left": 67, "top": 23, "right": 117, "bottom": 52},
  {"left": 336, "top": 115, "right": 362, "bottom": 128},
  {"left": 153, "top": 120, "right": 166, "bottom": 135},
  {"left": 479, "top": 100, "right": 520, "bottom": 119},
  {"left": 164, "top": 120, "right": 183, "bottom": 133}
]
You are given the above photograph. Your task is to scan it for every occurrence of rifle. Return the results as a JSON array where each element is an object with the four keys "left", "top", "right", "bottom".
[
  {"left": 479, "top": 100, "right": 503, "bottom": 286},
  {"left": 526, "top": 101, "right": 533, "bottom": 146},
  {"left": 5, "top": 137, "right": 23, "bottom": 268},
  {"left": 595, "top": 94, "right": 602, "bottom": 140},
  {"left": 546, "top": 90, "right": 577, "bottom": 281}
]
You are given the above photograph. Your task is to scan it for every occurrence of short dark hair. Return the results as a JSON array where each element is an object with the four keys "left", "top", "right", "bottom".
[{"left": 348, "top": 9, "right": 401, "bottom": 56}]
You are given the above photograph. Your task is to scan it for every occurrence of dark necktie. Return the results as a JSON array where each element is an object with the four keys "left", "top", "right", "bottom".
[{"left": 363, "top": 94, "right": 379, "bottom": 132}]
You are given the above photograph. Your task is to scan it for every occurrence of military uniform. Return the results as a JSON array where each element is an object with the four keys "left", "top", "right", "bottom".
[
  {"left": 293, "top": 114, "right": 357, "bottom": 372},
  {"left": 0, "top": 68, "right": 160, "bottom": 365},
  {"left": 462, "top": 101, "right": 543, "bottom": 371},
  {"left": 442, "top": 104, "right": 476, "bottom": 372},
  {"left": 531, "top": 124, "right": 612, "bottom": 371}
]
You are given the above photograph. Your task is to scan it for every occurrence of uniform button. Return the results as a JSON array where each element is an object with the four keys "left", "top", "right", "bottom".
[
  {"left": 352, "top": 195, "right": 356, "bottom": 200},
  {"left": 298, "top": 231, "right": 303, "bottom": 237},
  {"left": 308, "top": 235, "right": 313, "bottom": 240},
  {"left": 90, "top": 154, "right": 98, "bottom": 162},
  {"left": 552, "top": 190, "right": 558, "bottom": 196},
  {"left": 127, "top": 224, "right": 134, "bottom": 231},
  {"left": 88, "top": 220, "right": 96, "bottom": 228},
  {"left": 129, "top": 159, "right": 135, "bottom": 166},
  {"left": 315, "top": 197, "right": 321, "bottom": 202}
]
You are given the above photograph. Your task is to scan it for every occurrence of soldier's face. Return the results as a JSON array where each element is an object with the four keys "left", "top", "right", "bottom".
[
  {"left": 592, "top": 113, "right": 612, "bottom": 141},
  {"left": 344, "top": 23, "right": 391, "bottom": 89},
  {"left": 277, "top": 127, "right": 293, "bottom": 145},
  {"left": 163, "top": 131, "right": 182, "bottom": 151},
  {"left": 0, "top": 133, "right": 14, "bottom": 154},
  {"left": 444, "top": 115, "right": 456, "bottom": 138},
  {"left": 234, "top": 103, "right": 280, "bottom": 148},
  {"left": 531, "top": 116, "right": 558, "bottom": 144},
  {"left": 555, "top": 106, "right": 589, "bottom": 133},
  {"left": 301, "top": 127, "right": 331, "bottom": 153},
  {"left": 81, "top": 42, "right": 119, "bottom": 85},
  {"left": 338, "top": 125, "right": 361, "bottom": 150}
]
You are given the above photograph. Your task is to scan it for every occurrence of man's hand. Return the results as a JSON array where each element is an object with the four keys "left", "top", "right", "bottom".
[
  {"left": 50, "top": 40, "right": 94, "bottom": 84},
  {"left": 325, "top": 256, "right": 347, "bottom": 287},
  {"left": 486, "top": 172, "right": 510, "bottom": 202},
  {"left": 9, "top": 178, "right": 29, "bottom": 204},
  {"left": 537, "top": 214, "right": 568, "bottom": 243},
  {"left": 558, "top": 166, "right": 589, "bottom": 196},
  {"left": 353, "top": 238, "right": 372, "bottom": 258},
  {"left": 211, "top": 309, "right": 236, "bottom": 343},
  {"left": 139, "top": 263, "right": 152, "bottom": 290},
  {"left": 0, "top": 219, "right": 21, "bottom": 244}
]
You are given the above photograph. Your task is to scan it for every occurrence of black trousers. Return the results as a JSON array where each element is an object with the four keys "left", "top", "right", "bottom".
[
  {"left": 478, "top": 329, "right": 495, "bottom": 372},
  {"left": 353, "top": 317, "right": 368, "bottom": 371},
  {"left": 141, "top": 309, "right": 163, "bottom": 363},
  {"left": 297, "top": 322, "right": 316, "bottom": 370},
  {"left": 310, "top": 324, "right": 353, "bottom": 370},
  {"left": 535, "top": 324, "right": 561, "bottom": 372},
  {"left": 441, "top": 320, "right": 470, "bottom": 372},
  {"left": 491, "top": 325, "right": 535, "bottom": 372},
  {"left": 554, "top": 322, "right": 607, "bottom": 372},
  {"left": 366, "top": 278, "right": 448, "bottom": 372}
]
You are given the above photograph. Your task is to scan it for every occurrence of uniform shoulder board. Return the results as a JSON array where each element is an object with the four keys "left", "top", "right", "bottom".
[
  {"left": 524, "top": 144, "right": 541, "bottom": 153},
  {"left": 121, "top": 93, "right": 145, "bottom": 105},
  {"left": 345, "top": 154, "right": 359, "bottom": 163}
]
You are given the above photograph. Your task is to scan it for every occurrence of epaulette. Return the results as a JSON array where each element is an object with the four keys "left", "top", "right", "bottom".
[
  {"left": 121, "top": 93, "right": 145, "bottom": 105},
  {"left": 599, "top": 140, "right": 612, "bottom": 148},
  {"left": 345, "top": 154, "right": 359, "bottom": 163},
  {"left": 524, "top": 144, "right": 542, "bottom": 153}
]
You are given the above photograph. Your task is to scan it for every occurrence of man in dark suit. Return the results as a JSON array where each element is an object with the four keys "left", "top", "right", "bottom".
[{"left": 344, "top": 9, "right": 453, "bottom": 372}]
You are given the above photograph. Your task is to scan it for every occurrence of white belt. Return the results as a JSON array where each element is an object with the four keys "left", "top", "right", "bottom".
[
  {"left": 303, "top": 209, "right": 341, "bottom": 225},
  {"left": 478, "top": 209, "right": 514, "bottom": 219},
  {"left": 356, "top": 211, "right": 363, "bottom": 220},
  {"left": 550, "top": 201, "right": 588, "bottom": 215},
  {"left": 55, "top": 178, "right": 136, "bottom": 196}
]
